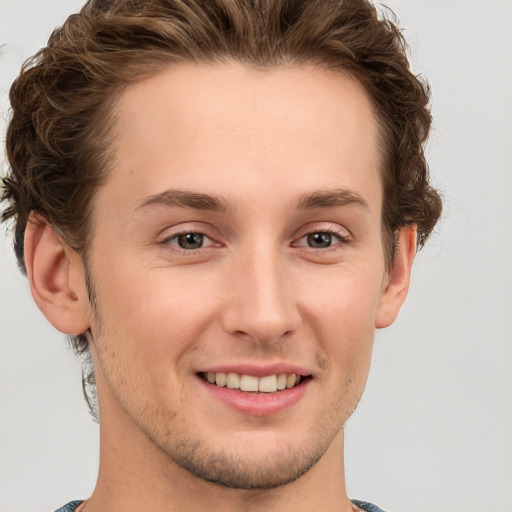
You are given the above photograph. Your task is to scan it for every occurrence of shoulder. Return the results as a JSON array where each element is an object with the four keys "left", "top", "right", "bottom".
[
  {"left": 55, "top": 500, "right": 386, "bottom": 512},
  {"left": 53, "top": 501, "right": 84, "bottom": 512},
  {"left": 352, "top": 499, "right": 389, "bottom": 512}
]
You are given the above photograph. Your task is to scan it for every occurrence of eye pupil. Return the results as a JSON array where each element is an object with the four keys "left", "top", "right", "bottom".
[
  {"left": 178, "top": 233, "right": 203, "bottom": 249},
  {"left": 307, "top": 232, "right": 332, "bottom": 248}
]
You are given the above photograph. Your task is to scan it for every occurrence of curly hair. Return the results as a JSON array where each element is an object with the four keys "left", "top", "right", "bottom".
[{"left": 1, "top": 0, "right": 442, "bottom": 417}]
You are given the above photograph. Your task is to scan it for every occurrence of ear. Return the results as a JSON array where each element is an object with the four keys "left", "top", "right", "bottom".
[
  {"left": 24, "top": 214, "right": 90, "bottom": 335},
  {"left": 375, "top": 225, "right": 417, "bottom": 329}
]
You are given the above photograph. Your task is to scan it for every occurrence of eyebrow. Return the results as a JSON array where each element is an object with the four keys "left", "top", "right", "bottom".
[
  {"left": 136, "top": 187, "right": 368, "bottom": 214},
  {"left": 296, "top": 189, "right": 369, "bottom": 210},
  {"left": 136, "top": 190, "right": 232, "bottom": 213}
]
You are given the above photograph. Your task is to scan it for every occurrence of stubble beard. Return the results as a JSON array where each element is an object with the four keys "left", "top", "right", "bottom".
[
  {"left": 91, "top": 332, "right": 337, "bottom": 491},
  {"left": 127, "top": 380, "right": 353, "bottom": 491},
  {"left": 152, "top": 425, "right": 331, "bottom": 490},
  {"left": 83, "top": 262, "right": 355, "bottom": 492},
  {"left": 93, "top": 337, "right": 349, "bottom": 492}
]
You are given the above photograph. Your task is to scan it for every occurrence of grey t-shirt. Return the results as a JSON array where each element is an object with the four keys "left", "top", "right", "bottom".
[{"left": 54, "top": 499, "right": 387, "bottom": 511}]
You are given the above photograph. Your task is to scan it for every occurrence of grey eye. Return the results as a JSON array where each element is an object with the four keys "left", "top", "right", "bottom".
[
  {"left": 307, "top": 232, "right": 333, "bottom": 248},
  {"left": 177, "top": 233, "right": 204, "bottom": 249}
]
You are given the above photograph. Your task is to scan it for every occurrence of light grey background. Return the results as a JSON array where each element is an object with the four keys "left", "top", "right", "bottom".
[{"left": 1, "top": 1, "right": 511, "bottom": 511}]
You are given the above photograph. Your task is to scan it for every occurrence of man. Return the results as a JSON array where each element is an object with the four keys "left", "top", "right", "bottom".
[{"left": 1, "top": 0, "right": 442, "bottom": 510}]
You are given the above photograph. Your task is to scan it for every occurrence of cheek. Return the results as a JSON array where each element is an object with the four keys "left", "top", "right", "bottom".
[
  {"left": 301, "top": 265, "right": 382, "bottom": 375},
  {"left": 91, "top": 264, "right": 221, "bottom": 362},
  {"left": 88, "top": 271, "right": 208, "bottom": 411},
  {"left": 303, "top": 262, "right": 384, "bottom": 329}
]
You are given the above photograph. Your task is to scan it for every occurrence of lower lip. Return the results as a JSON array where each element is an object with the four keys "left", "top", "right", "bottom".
[{"left": 198, "top": 376, "right": 309, "bottom": 416}]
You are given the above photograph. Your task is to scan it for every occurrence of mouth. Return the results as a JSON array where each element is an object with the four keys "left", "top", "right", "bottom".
[{"left": 199, "top": 372, "right": 310, "bottom": 394}]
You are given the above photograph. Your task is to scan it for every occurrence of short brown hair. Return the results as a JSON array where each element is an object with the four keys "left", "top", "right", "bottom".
[{"left": 1, "top": 0, "right": 442, "bottom": 414}]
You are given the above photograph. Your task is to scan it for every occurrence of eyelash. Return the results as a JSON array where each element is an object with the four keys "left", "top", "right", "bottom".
[
  {"left": 160, "top": 227, "right": 350, "bottom": 253},
  {"left": 293, "top": 227, "right": 350, "bottom": 251},
  {"left": 160, "top": 231, "right": 217, "bottom": 251}
]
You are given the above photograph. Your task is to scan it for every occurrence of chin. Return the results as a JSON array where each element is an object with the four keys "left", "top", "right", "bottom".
[{"left": 171, "top": 442, "right": 327, "bottom": 490}]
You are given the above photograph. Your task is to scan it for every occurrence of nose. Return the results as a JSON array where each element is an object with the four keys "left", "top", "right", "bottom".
[{"left": 221, "top": 246, "right": 302, "bottom": 344}]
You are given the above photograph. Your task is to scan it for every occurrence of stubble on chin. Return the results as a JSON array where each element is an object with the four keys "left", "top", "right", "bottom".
[{"left": 156, "top": 429, "right": 330, "bottom": 490}]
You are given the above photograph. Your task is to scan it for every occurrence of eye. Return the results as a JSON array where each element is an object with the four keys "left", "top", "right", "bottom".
[
  {"left": 295, "top": 229, "right": 349, "bottom": 249},
  {"left": 167, "top": 232, "right": 213, "bottom": 250},
  {"left": 306, "top": 232, "right": 335, "bottom": 248}
]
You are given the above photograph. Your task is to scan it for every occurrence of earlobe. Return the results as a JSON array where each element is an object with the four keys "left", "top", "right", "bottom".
[
  {"left": 24, "top": 214, "right": 90, "bottom": 335},
  {"left": 375, "top": 225, "right": 417, "bottom": 329}
]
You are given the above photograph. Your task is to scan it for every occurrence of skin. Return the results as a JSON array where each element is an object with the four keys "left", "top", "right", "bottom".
[{"left": 24, "top": 62, "right": 416, "bottom": 512}]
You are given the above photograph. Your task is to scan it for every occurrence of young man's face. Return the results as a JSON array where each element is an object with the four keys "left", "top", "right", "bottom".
[{"left": 77, "top": 63, "right": 409, "bottom": 489}]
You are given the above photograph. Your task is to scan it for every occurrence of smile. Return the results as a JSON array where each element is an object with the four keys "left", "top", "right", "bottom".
[{"left": 201, "top": 372, "right": 307, "bottom": 393}]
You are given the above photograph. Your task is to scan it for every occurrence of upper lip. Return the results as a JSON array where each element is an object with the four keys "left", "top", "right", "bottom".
[{"left": 197, "top": 362, "right": 312, "bottom": 378}]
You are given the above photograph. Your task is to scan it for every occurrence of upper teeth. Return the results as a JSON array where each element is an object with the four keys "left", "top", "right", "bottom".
[{"left": 205, "top": 372, "right": 302, "bottom": 393}]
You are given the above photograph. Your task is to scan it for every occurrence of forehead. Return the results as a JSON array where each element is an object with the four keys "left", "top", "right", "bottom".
[{"left": 99, "top": 62, "right": 382, "bottom": 217}]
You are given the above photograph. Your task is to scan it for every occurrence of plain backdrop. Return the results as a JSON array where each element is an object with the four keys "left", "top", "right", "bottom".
[{"left": 1, "top": 1, "right": 511, "bottom": 511}]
